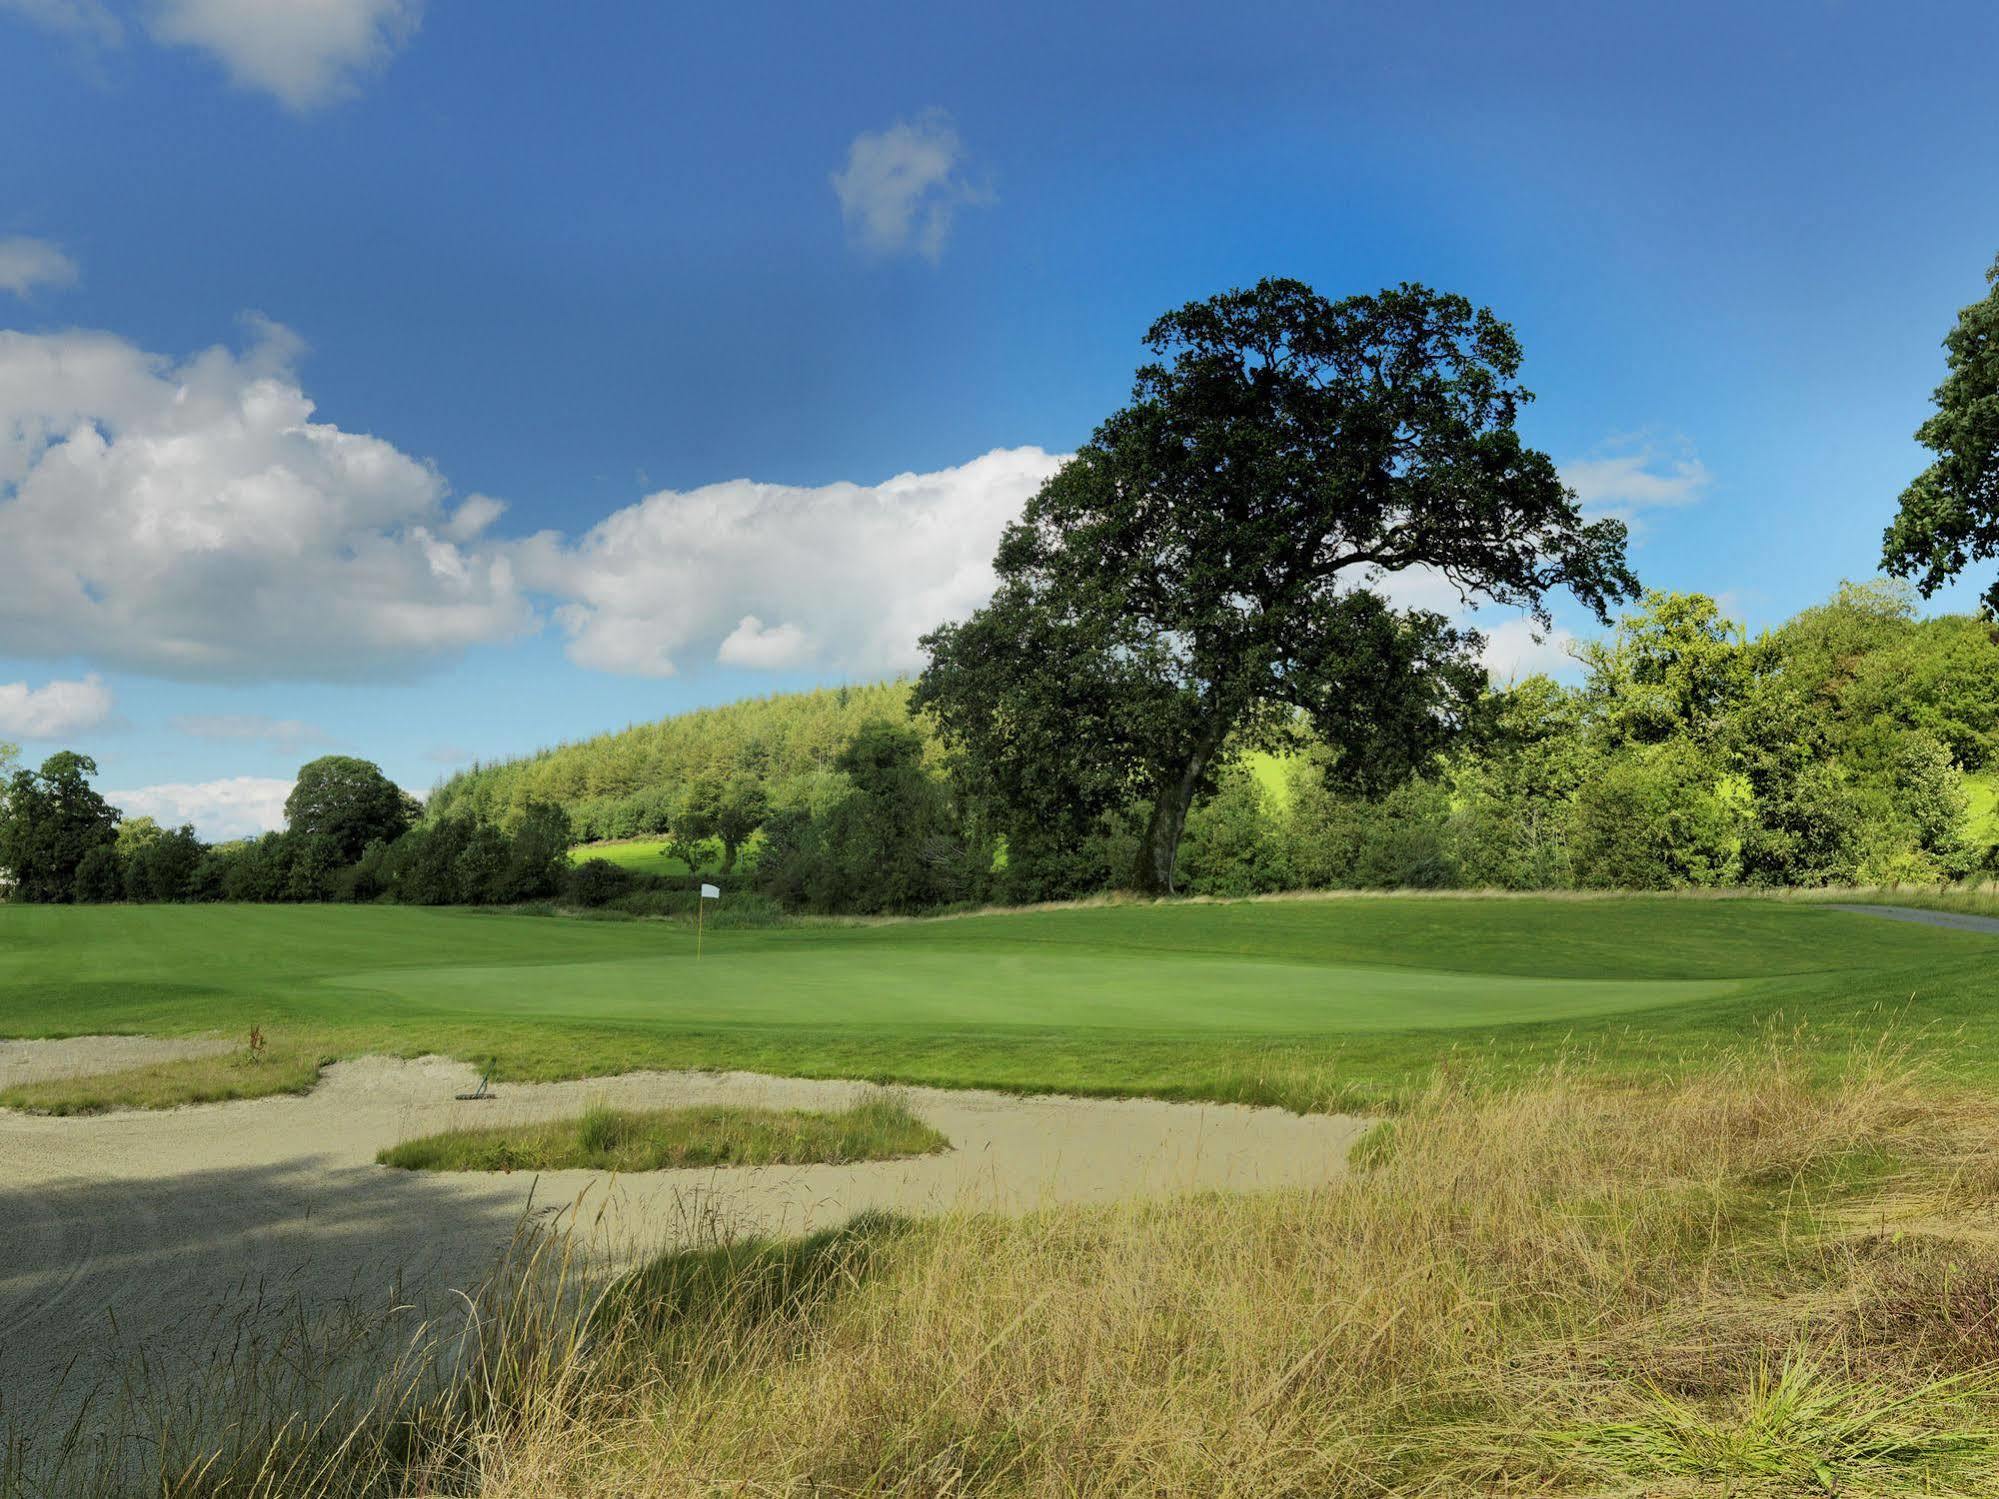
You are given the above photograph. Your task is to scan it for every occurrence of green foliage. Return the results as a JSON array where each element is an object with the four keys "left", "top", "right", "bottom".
[
  {"left": 1883, "top": 251, "right": 1999, "bottom": 611},
  {"left": 758, "top": 719, "right": 984, "bottom": 914},
  {"left": 918, "top": 277, "right": 1636, "bottom": 895},
  {"left": 426, "top": 681, "right": 920, "bottom": 839},
  {"left": 72, "top": 843, "right": 123, "bottom": 903},
  {"left": 0, "top": 750, "right": 120, "bottom": 902},
  {"left": 124, "top": 821, "right": 204, "bottom": 901},
  {"left": 284, "top": 755, "right": 415, "bottom": 862},
  {"left": 1570, "top": 741, "right": 1740, "bottom": 890}
]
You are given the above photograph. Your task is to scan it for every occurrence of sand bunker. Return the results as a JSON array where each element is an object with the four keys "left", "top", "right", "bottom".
[
  {"left": 0, "top": 1047, "right": 1368, "bottom": 1439},
  {"left": 0, "top": 1034, "right": 234, "bottom": 1090}
]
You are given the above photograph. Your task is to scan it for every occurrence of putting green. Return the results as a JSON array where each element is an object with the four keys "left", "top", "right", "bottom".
[
  {"left": 346, "top": 950, "right": 1740, "bottom": 1033},
  {"left": 1, "top": 896, "right": 1991, "bottom": 1112}
]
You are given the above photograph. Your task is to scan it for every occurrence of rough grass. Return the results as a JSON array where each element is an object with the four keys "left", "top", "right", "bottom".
[
  {"left": 0, "top": 1041, "right": 323, "bottom": 1115},
  {"left": 28, "top": 1039, "right": 1999, "bottom": 1497},
  {"left": 377, "top": 1093, "right": 947, "bottom": 1173}
]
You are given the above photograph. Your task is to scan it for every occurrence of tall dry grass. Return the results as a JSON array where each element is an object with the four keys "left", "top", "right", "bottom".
[{"left": 17, "top": 1040, "right": 1999, "bottom": 1496}]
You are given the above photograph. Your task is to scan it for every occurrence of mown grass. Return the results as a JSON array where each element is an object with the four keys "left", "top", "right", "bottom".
[
  {"left": 28, "top": 1040, "right": 1999, "bottom": 1496},
  {"left": 377, "top": 1093, "right": 947, "bottom": 1173},
  {"left": 2, "top": 892, "right": 1994, "bottom": 1116}
]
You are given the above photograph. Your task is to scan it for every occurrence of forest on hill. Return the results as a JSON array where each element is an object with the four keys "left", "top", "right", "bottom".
[{"left": 421, "top": 580, "right": 1999, "bottom": 910}]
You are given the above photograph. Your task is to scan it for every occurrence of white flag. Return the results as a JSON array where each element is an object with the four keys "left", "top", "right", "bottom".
[{"left": 699, "top": 883, "right": 720, "bottom": 899}]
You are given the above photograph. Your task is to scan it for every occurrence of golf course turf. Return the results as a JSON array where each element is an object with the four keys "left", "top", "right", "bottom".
[{"left": 2, "top": 895, "right": 1994, "bottom": 1114}]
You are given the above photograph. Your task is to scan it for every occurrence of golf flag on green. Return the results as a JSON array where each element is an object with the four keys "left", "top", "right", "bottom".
[{"left": 696, "top": 883, "right": 718, "bottom": 958}]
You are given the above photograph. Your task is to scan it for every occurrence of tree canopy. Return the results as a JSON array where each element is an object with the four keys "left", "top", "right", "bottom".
[
  {"left": 1884, "top": 252, "right": 1999, "bottom": 611},
  {"left": 916, "top": 277, "right": 1639, "bottom": 892},
  {"left": 284, "top": 756, "right": 416, "bottom": 864},
  {"left": 0, "top": 751, "right": 121, "bottom": 903}
]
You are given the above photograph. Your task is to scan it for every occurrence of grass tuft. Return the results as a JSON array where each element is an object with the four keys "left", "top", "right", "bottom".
[
  {"left": 376, "top": 1092, "right": 948, "bottom": 1173},
  {"left": 0, "top": 1040, "right": 323, "bottom": 1115}
]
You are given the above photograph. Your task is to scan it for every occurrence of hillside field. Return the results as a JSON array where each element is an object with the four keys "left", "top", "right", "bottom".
[{"left": 1, "top": 896, "right": 1992, "bottom": 1114}]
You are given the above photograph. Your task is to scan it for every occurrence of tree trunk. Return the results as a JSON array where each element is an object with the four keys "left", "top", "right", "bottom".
[{"left": 1131, "top": 747, "right": 1213, "bottom": 895}]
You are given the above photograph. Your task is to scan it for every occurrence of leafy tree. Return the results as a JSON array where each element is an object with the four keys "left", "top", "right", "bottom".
[
  {"left": 501, "top": 801, "right": 574, "bottom": 901},
  {"left": 917, "top": 277, "right": 1638, "bottom": 893},
  {"left": 0, "top": 751, "right": 121, "bottom": 902},
  {"left": 1178, "top": 765, "right": 1293, "bottom": 896},
  {"left": 711, "top": 777, "right": 768, "bottom": 877},
  {"left": 1570, "top": 741, "right": 1740, "bottom": 890},
  {"left": 1579, "top": 591, "right": 1748, "bottom": 748},
  {"left": 799, "top": 720, "right": 968, "bottom": 914},
  {"left": 1883, "top": 253, "right": 1999, "bottom": 610},
  {"left": 284, "top": 756, "right": 414, "bottom": 864},
  {"left": 74, "top": 844, "right": 124, "bottom": 903},
  {"left": 126, "top": 823, "right": 204, "bottom": 902}
]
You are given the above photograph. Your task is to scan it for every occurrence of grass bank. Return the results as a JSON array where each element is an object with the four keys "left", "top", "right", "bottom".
[
  {"left": 377, "top": 1093, "right": 946, "bottom": 1173},
  {"left": 33, "top": 1041, "right": 1999, "bottom": 1496}
]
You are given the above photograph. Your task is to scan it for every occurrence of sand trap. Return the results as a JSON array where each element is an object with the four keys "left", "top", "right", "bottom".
[
  {"left": 0, "top": 1050, "right": 1368, "bottom": 1442},
  {"left": 0, "top": 1034, "right": 235, "bottom": 1090}
]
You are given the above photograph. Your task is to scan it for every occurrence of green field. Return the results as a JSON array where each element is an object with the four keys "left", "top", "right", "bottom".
[
  {"left": 567, "top": 838, "right": 708, "bottom": 874},
  {"left": 1, "top": 896, "right": 1992, "bottom": 1112}
]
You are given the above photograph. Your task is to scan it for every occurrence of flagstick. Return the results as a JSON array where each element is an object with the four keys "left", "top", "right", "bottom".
[{"left": 696, "top": 892, "right": 704, "bottom": 960}]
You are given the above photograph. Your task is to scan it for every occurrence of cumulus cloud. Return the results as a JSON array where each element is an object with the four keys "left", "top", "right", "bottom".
[
  {"left": 0, "top": 319, "right": 532, "bottom": 680},
  {"left": 1560, "top": 437, "right": 1710, "bottom": 521},
  {"left": 106, "top": 774, "right": 292, "bottom": 840},
  {"left": 170, "top": 712, "right": 328, "bottom": 755},
  {"left": 0, "top": 673, "right": 114, "bottom": 738},
  {"left": 512, "top": 447, "right": 1065, "bottom": 678},
  {"left": 0, "top": 236, "right": 80, "bottom": 298},
  {"left": 832, "top": 110, "right": 989, "bottom": 261},
  {"left": 146, "top": 0, "right": 421, "bottom": 109}
]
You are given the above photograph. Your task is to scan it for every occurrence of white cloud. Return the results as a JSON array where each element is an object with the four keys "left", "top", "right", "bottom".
[
  {"left": 0, "top": 319, "right": 532, "bottom": 680},
  {"left": 106, "top": 774, "right": 291, "bottom": 840},
  {"left": 1479, "top": 618, "right": 1581, "bottom": 683},
  {"left": 170, "top": 712, "right": 327, "bottom": 755},
  {"left": 1560, "top": 437, "right": 1710, "bottom": 521},
  {"left": 0, "top": 0, "right": 122, "bottom": 45},
  {"left": 0, "top": 673, "right": 113, "bottom": 738},
  {"left": 832, "top": 110, "right": 988, "bottom": 261},
  {"left": 717, "top": 615, "right": 812, "bottom": 670},
  {"left": 146, "top": 0, "right": 420, "bottom": 110},
  {"left": 0, "top": 236, "right": 80, "bottom": 298},
  {"left": 423, "top": 743, "right": 473, "bottom": 765},
  {"left": 512, "top": 446, "right": 1065, "bottom": 678}
]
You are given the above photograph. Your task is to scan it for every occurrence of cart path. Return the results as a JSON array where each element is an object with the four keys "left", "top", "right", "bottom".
[{"left": 1826, "top": 903, "right": 1999, "bottom": 936}]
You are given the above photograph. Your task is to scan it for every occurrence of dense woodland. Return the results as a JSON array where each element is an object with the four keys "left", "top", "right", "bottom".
[{"left": 6, "top": 262, "right": 1998, "bottom": 915}]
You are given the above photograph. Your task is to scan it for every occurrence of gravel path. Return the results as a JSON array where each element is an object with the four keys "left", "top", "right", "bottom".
[
  {"left": 0, "top": 1051, "right": 1367, "bottom": 1448},
  {"left": 1826, "top": 902, "right": 1999, "bottom": 936}
]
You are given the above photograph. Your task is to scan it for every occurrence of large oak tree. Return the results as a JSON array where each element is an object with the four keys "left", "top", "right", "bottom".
[
  {"left": 1883, "top": 252, "right": 1999, "bottom": 611},
  {"left": 916, "top": 278, "right": 1639, "bottom": 894}
]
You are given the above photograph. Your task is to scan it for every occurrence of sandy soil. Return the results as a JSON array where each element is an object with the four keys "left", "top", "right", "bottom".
[
  {"left": 0, "top": 1050, "right": 1368, "bottom": 1443},
  {"left": 0, "top": 1034, "right": 234, "bottom": 1089}
]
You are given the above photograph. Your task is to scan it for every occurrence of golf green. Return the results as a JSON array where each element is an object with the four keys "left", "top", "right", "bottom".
[{"left": 1, "top": 896, "right": 1991, "bottom": 1111}]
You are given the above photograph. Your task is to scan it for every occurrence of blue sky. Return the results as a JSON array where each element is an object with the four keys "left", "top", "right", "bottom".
[{"left": 2, "top": 0, "right": 1996, "bottom": 836}]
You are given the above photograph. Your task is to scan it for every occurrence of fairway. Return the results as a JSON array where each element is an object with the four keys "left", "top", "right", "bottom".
[{"left": 1, "top": 896, "right": 1992, "bottom": 1111}]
